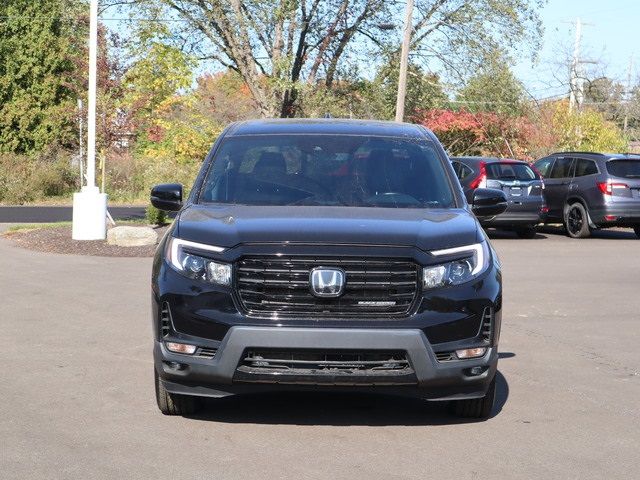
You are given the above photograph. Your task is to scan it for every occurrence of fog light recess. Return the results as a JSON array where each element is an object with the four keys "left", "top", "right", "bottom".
[
  {"left": 165, "top": 342, "right": 197, "bottom": 355},
  {"left": 455, "top": 347, "right": 487, "bottom": 359}
]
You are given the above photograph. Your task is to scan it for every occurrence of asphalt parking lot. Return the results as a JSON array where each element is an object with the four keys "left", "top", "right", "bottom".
[{"left": 1, "top": 224, "right": 638, "bottom": 480}]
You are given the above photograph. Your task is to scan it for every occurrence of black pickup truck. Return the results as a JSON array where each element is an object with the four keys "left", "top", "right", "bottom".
[{"left": 150, "top": 119, "right": 506, "bottom": 419}]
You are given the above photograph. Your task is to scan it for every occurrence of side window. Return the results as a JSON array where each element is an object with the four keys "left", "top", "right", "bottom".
[
  {"left": 549, "top": 157, "right": 575, "bottom": 179},
  {"left": 451, "top": 161, "right": 464, "bottom": 179},
  {"left": 574, "top": 159, "right": 598, "bottom": 177},
  {"left": 534, "top": 157, "right": 554, "bottom": 177},
  {"left": 452, "top": 161, "right": 473, "bottom": 181}
]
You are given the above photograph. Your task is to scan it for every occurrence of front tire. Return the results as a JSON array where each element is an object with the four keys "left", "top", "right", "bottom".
[
  {"left": 515, "top": 226, "right": 537, "bottom": 239},
  {"left": 564, "top": 203, "right": 591, "bottom": 238},
  {"left": 155, "top": 369, "right": 201, "bottom": 416},
  {"left": 634, "top": 226, "right": 640, "bottom": 239},
  {"left": 451, "top": 375, "right": 496, "bottom": 419}
]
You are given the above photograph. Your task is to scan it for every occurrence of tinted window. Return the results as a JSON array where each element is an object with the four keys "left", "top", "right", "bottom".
[
  {"left": 549, "top": 157, "right": 574, "bottom": 178},
  {"left": 534, "top": 157, "right": 554, "bottom": 177},
  {"left": 486, "top": 163, "right": 537, "bottom": 181},
  {"left": 200, "top": 135, "right": 455, "bottom": 208},
  {"left": 452, "top": 161, "right": 474, "bottom": 181},
  {"left": 574, "top": 159, "right": 598, "bottom": 177},
  {"left": 606, "top": 160, "right": 640, "bottom": 178}
]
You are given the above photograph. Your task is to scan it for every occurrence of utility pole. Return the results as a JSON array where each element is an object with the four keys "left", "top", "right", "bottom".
[
  {"left": 569, "top": 18, "right": 582, "bottom": 113},
  {"left": 72, "top": 0, "right": 107, "bottom": 240},
  {"left": 567, "top": 18, "right": 594, "bottom": 114},
  {"left": 624, "top": 56, "right": 634, "bottom": 133},
  {"left": 395, "top": 0, "right": 414, "bottom": 123}
]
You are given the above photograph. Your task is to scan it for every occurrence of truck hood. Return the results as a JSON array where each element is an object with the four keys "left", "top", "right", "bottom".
[{"left": 175, "top": 205, "right": 480, "bottom": 252}]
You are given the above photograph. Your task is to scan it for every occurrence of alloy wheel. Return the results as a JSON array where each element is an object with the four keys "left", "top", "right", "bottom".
[{"left": 567, "top": 206, "right": 583, "bottom": 235}]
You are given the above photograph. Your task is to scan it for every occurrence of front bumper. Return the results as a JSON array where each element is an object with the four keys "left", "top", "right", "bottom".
[{"left": 155, "top": 326, "right": 498, "bottom": 401}]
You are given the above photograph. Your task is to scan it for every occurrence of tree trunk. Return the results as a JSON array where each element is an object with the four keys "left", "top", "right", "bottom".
[{"left": 280, "top": 87, "right": 298, "bottom": 118}]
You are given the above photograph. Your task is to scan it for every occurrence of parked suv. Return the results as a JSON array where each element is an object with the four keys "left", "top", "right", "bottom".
[
  {"left": 451, "top": 157, "right": 546, "bottom": 238},
  {"left": 534, "top": 152, "right": 640, "bottom": 238},
  {"left": 151, "top": 119, "right": 507, "bottom": 419}
]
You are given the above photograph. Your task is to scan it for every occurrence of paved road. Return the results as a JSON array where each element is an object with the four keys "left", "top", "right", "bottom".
[
  {"left": 1, "top": 225, "right": 639, "bottom": 479},
  {"left": 0, "top": 206, "right": 146, "bottom": 223}
]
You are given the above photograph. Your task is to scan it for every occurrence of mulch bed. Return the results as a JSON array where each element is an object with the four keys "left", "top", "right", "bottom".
[{"left": 3, "top": 224, "right": 169, "bottom": 257}]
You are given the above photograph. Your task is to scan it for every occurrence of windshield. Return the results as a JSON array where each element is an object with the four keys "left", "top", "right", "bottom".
[
  {"left": 606, "top": 160, "right": 640, "bottom": 178},
  {"left": 486, "top": 163, "right": 537, "bottom": 181},
  {"left": 198, "top": 134, "right": 456, "bottom": 208}
]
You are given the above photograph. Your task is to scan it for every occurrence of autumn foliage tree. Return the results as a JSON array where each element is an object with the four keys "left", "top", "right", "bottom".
[
  {"left": 548, "top": 101, "right": 627, "bottom": 153},
  {"left": 109, "top": 0, "right": 543, "bottom": 118},
  {"left": 416, "top": 109, "right": 537, "bottom": 158}
]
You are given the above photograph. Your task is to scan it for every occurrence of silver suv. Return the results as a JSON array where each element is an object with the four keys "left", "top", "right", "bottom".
[{"left": 534, "top": 152, "right": 640, "bottom": 238}]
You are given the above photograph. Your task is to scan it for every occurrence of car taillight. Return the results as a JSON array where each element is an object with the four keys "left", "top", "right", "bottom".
[
  {"left": 597, "top": 181, "right": 629, "bottom": 195},
  {"left": 541, "top": 206, "right": 549, "bottom": 213},
  {"left": 469, "top": 161, "right": 487, "bottom": 189},
  {"left": 530, "top": 163, "right": 543, "bottom": 179}
]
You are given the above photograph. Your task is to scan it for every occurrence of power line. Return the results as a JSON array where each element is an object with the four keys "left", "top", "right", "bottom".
[{"left": 0, "top": 15, "right": 191, "bottom": 21}]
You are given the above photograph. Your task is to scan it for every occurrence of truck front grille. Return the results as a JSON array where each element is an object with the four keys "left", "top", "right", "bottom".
[
  {"left": 236, "top": 256, "right": 419, "bottom": 317},
  {"left": 241, "top": 349, "right": 411, "bottom": 373}
]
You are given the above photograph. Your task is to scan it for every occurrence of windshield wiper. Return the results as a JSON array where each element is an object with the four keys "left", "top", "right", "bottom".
[{"left": 287, "top": 196, "right": 349, "bottom": 206}]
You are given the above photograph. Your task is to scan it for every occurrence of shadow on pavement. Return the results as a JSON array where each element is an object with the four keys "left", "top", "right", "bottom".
[
  {"left": 188, "top": 371, "right": 509, "bottom": 426},
  {"left": 485, "top": 225, "right": 637, "bottom": 241},
  {"left": 485, "top": 229, "right": 547, "bottom": 240},
  {"left": 537, "top": 224, "right": 638, "bottom": 240}
]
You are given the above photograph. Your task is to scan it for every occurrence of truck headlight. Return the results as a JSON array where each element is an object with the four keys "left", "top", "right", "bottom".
[
  {"left": 166, "top": 237, "right": 231, "bottom": 286},
  {"left": 423, "top": 242, "right": 490, "bottom": 290}
]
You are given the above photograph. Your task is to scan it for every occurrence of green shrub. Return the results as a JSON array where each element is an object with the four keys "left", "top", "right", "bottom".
[
  {"left": 0, "top": 150, "right": 77, "bottom": 204},
  {"left": 145, "top": 204, "right": 167, "bottom": 225},
  {"left": 105, "top": 152, "right": 201, "bottom": 203}
]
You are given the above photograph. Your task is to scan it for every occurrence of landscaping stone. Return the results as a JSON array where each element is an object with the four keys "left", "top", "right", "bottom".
[{"left": 106, "top": 226, "right": 158, "bottom": 247}]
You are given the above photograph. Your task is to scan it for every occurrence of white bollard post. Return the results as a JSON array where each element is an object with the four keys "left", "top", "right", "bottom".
[{"left": 72, "top": 187, "right": 107, "bottom": 240}]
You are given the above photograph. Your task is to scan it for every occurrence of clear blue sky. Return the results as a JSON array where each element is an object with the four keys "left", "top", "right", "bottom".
[{"left": 515, "top": 0, "right": 640, "bottom": 100}]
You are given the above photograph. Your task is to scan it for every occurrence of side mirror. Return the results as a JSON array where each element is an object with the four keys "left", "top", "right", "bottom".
[
  {"left": 472, "top": 188, "right": 508, "bottom": 217},
  {"left": 150, "top": 183, "right": 183, "bottom": 212}
]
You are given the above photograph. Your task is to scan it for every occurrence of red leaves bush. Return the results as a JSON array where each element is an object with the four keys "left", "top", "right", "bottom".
[{"left": 413, "top": 108, "right": 539, "bottom": 160}]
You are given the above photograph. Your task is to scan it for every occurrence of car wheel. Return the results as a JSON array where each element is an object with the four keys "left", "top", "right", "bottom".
[
  {"left": 515, "top": 226, "right": 537, "bottom": 239},
  {"left": 634, "top": 226, "right": 640, "bottom": 239},
  {"left": 450, "top": 375, "right": 496, "bottom": 419},
  {"left": 564, "top": 203, "right": 591, "bottom": 238},
  {"left": 155, "top": 369, "right": 201, "bottom": 416}
]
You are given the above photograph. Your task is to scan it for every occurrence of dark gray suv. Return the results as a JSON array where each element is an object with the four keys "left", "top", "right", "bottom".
[{"left": 534, "top": 152, "right": 640, "bottom": 238}]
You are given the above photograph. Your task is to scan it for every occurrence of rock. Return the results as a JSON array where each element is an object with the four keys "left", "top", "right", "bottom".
[{"left": 107, "top": 226, "right": 158, "bottom": 247}]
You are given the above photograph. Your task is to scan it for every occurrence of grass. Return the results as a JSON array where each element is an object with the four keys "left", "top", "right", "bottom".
[
  {"left": 2, "top": 218, "right": 160, "bottom": 237},
  {"left": 4, "top": 222, "right": 72, "bottom": 234}
]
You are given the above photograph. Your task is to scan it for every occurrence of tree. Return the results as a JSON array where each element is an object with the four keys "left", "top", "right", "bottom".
[
  {"left": 415, "top": 108, "right": 537, "bottom": 158},
  {"left": 550, "top": 100, "right": 627, "bottom": 153},
  {"left": 122, "top": 21, "right": 196, "bottom": 124},
  {"left": 0, "top": 0, "right": 87, "bottom": 154},
  {"left": 108, "top": 0, "right": 542, "bottom": 118},
  {"left": 367, "top": 56, "right": 448, "bottom": 121},
  {"left": 112, "top": 0, "right": 391, "bottom": 117},
  {"left": 404, "top": 0, "right": 543, "bottom": 82},
  {"left": 138, "top": 94, "right": 223, "bottom": 164},
  {"left": 456, "top": 57, "right": 526, "bottom": 116},
  {"left": 195, "top": 71, "right": 260, "bottom": 124}
]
